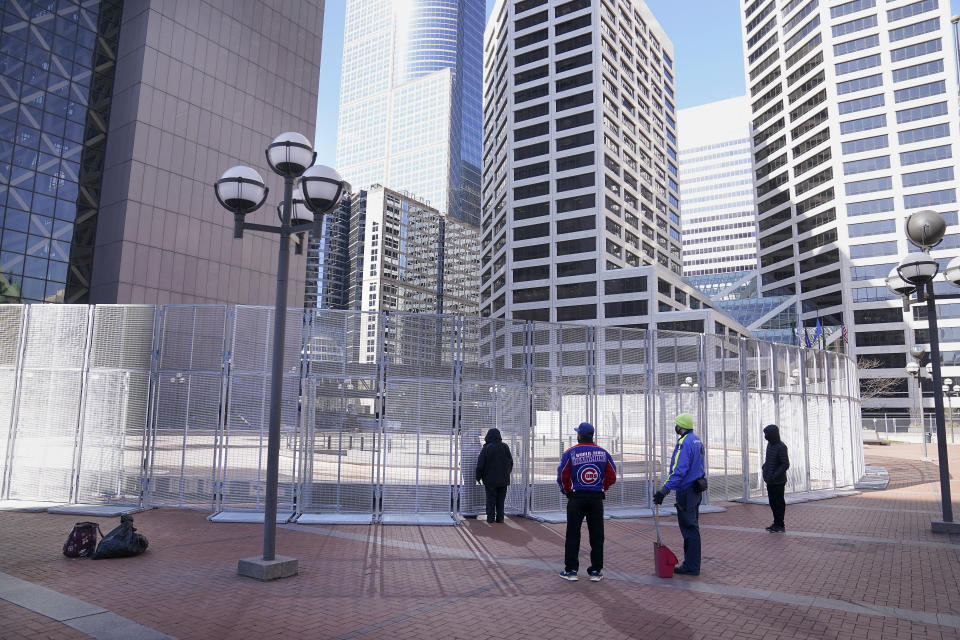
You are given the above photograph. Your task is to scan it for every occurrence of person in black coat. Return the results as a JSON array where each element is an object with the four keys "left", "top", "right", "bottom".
[
  {"left": 761, "top": 424, "right": 790, "bottom": 533},
  {"left": 476, "top": 428, "right": 513, "bottom": 523}
]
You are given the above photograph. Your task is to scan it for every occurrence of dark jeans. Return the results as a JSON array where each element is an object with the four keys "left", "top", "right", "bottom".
[
  {"left": 564, "top": 492, "right": 604, "bottom": 572},
  {"left": 767, "top": 483, "right": 786, "bottom": 528},
  {"left": 675, "top": 487, "right": 701, "bottom": 573},
  {"left": 485, "top": 484, "right": 507, "bottom": 522}
]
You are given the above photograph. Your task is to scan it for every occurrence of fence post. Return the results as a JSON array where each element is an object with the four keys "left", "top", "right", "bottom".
[
  {"left": 825, "top": 352, "right": 837, "bottom": 491},
  {"left": 799, "top": 346, "right": 811, "bottom": 492},
  {"left": 68, "top": 305, "right": 97, "bottom": 505},
  {"left": 739, "top": 337, "right": 750, "bottom": 501},
  {"left": 1, "top": 305, "right": 30, "bottom": 501}
]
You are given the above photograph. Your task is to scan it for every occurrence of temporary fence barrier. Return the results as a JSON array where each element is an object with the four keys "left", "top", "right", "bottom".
[{"left": 0, "top": 304, "right": 864, "bottom": 522}]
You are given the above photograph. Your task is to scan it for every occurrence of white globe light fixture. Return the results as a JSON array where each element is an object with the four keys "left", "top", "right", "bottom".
[
  {"left": 300, "top": 164, "right": 347, "bottom": 217},
  {"left": 265, "top": 132, "right": 315, "bottom": 177},
  {"left": 945, "top": 255, "right": 960, "bottom": 288},
  {"left": 897, "top": 252, "right": 940, "bottom": 286},
  {"left": 214, "top": 166, "right": 268, "bottom": 238},
  {"left": 906, "top": 361, "right": 920, "bottom": 377}
]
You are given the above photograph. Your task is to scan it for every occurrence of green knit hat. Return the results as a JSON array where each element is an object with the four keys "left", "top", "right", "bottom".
[{"left": 675, "top": 413, "right": 694, "bottom": 430}]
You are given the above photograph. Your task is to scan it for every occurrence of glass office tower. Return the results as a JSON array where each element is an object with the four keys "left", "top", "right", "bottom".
[
  {"left": 336, "top": 0, "right": 484, "bottom": 226},
  {"left": 0, "top": 0, "right": 123, "bottom": 303}
]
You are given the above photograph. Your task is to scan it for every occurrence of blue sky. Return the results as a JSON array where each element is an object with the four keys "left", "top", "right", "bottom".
[{"left": 314, "top": 0, "right": 960, "bottom": 168}]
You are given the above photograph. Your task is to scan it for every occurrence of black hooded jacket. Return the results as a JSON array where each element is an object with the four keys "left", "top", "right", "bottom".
[
  {"left": 762, "top": 424, "right": 790, "bottom": 485},
  {"left": 476, "top": 428, "right": 513, "bottom": 487}
]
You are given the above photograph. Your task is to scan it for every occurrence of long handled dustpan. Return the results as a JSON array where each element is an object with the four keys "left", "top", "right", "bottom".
[{"left": 653, "top": 503, "right": 678, "bottom": 578}]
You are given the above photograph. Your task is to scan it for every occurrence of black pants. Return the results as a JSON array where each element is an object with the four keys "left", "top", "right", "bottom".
[
  {"left": 485, "top": 484, "right": 507, "bottom": 522},
  {"left": 767, "top": 483, "right": 785, "bottom": 527},
  {"left": 675, "top": 487, "right": 702, "bottom": 572},
  {"left": 564, "top": 492, "right": 604, "bottom": 572}
]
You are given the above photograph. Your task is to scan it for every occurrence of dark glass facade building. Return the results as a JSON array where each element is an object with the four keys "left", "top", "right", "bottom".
[
  {"left": 0, "top": 0, "right": 122, "bottom": 302},
  {"left": 2, "top": 0, "right": 326, "bottom": 305}
]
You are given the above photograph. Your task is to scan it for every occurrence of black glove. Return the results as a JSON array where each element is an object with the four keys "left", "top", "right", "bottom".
[{"left": 653, "top": 490, "right": 666, "bottom": 505}]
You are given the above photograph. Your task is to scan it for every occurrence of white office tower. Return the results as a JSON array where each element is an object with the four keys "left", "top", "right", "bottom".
[
  {"left": 741, "top": 0, "right": 960, "bottom": 416},
  {"left": 481, "top": 0, "right": 723, "bottom": 331},
  {"left": 679, "top": 96, "right": 760, "bottom": 277}
]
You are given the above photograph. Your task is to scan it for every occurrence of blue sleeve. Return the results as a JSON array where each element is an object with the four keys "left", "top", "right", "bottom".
[
  {"left": 663, "top": 442, "right": 693, "bottom": 492},
  {"left": 557, "top": 450, "right": 568, "bottom": 486}
]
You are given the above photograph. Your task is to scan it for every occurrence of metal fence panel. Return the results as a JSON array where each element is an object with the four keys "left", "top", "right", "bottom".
[
  {"left": 75, "top": 305, "right": 156, "bottom": 506},
  {"left": 218, "top": 306, "right": 302, "bottom": 514},
  {"left": 5, "top": 305, "right": 90, "bottom": 502},
  {"left": 299, "top": 311, "right": 379, "bottom": 521},
  {"left": 147, "top": 306, "right": 227, "bottom": 508},
  {"left": 380, "top": 314, "right": 457, "bottom": 520}
]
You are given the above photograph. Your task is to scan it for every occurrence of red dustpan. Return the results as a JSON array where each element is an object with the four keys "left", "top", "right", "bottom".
[{"left": 653, "top": 503, "right": 678, "bottom": 578}]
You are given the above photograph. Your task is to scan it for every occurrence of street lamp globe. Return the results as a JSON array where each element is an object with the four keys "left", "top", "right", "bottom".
[
  {"left": 944, "top": 255, "right": 960, "bottom": 288},
  {"left": 214, "top": 166, "right": 267, "bottom": 215},
  {"left": 897, "top": 252, "right": 940, "bottom": 286},
  {"left": 265, "top": 132, "right": 315, "bottom": 177},
  {"left": 886, "top": 266, "right": 916, "bottom": 297},
  {"left": 906, "top": 361, "right": 920, "bottom": 376},
  {"left": 910, "top": 345, "right": 928, "bottom": 361},
  {"left": 300, "top": 164, "right": 347, "bottom": 215},
  {"left": 953, "top": 384, "right": 960, "bottom": 394},
  {"left": 926, "top": 363, "right": 933, "bottom": 377},
  {"left": 905, "top": 209, "right": 947, "bottom": 250},
  {"left": 289, "top": 188, "right": 313, "bottom": 226}
]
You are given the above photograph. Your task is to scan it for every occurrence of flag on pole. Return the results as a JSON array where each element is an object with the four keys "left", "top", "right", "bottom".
[
  {"left": 812, "top": 317, "right": 823, "bottom": 348},
  {"left": 841, "top": 322, "right": 849, "bottom": 344},
  {"left": 804, "top": 326, "right": 812, "bottom": 349},
  {"left": 795, "top": 318, "right": 804, "bottom": 347}
]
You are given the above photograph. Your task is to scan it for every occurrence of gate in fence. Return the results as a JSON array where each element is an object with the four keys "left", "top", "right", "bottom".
[{"left": 0, "top": 304, "right": 865, "bottom": 522}]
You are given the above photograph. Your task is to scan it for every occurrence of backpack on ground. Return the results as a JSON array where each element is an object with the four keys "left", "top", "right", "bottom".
[
  {"left": 62, "top": 522, "right": 101, "bottom": 558},
  {"left": 92, "top": 514, "right": 149, "bottom": 559}
]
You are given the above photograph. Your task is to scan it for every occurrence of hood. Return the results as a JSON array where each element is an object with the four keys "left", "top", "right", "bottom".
[
  {"left": 763, "top": 424, "right": 780, "bottom": 443},
  {"left": 484, "top": 428, "right": 502, "bottom": 443}
]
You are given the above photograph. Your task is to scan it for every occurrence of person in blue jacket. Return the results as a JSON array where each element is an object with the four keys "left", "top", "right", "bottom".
[
  {"left": 557, "top": 422, "right": 617, "bottom": 582},
  {"left": 653, "top": 413, "right": 705, "bottom": 576}
]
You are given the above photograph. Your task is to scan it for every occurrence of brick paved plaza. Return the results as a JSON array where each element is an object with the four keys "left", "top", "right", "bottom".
[{"left": 0, "top": 442, "right": 958, "bottom": 640}]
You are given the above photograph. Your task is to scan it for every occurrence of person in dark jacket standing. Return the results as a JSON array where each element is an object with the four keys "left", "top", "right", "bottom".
[
  {"left": 476, "top": 428, "right": 513, "bottom": 523},
  {"left": 653, "top": 413, "right": 705, "bottom": 576},
  {"left": 762, "top": 424, "right": 790, "bottom": 533},
  {"left": 557, "top": 422, "right": 617, "bottom": 582}
]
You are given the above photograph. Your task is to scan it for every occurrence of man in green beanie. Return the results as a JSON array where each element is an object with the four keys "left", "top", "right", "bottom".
[{"left": 653, "top": 413, "right": 706, "bottom": 575}]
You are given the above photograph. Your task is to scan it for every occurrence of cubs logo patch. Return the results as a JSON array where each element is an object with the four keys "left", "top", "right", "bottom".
[{"left": 578, "top": 464, "right": 600, "bottom": 485}]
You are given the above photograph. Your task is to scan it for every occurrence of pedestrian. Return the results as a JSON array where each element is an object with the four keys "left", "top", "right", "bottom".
[
  {"left": 557, "top": 421, "right": 617, "bottom": 582},
  {"left": 475, "top": 428, "right": 513, "bottom": 523},
  {"left": 653, "top": 413, "right": 706, "bottom": 576},
  {"left": 762, "top": 424, "right": 790, "bottom": 533}
]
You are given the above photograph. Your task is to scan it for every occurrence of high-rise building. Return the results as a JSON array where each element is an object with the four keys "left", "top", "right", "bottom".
[
  {"left": 304, "top": 198, "right": 352, "bottom": 309},
  {"left": 335, "top": 0, "right": 484, "bottom": 226},
  {"left": 481, "top": 0, "right": 700, "bottom": 329},
  {"left": 0, "top": 0, "right": 325, "bottom": 305},
  {"left": 678, "top": 96, "right": 759, "bottom": 277},
  {"left": 741, "top": 0, "right": 960, "bottom": 415},
  {"left": 345, "top": 185, "right": 480, "bottom": 316}
]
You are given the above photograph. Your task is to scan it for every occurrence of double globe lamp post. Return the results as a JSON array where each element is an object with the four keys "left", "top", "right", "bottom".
[
  {"left": 885, "top": 209, "right": 960, "bottom": 533},
  {"left": 214, "top": 132, "right": 347, "bottom": 579}
]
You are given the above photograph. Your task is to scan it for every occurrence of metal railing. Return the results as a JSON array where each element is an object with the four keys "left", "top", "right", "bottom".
[{"left": 0, "top": 304, "right": 864, "bottom": 522}]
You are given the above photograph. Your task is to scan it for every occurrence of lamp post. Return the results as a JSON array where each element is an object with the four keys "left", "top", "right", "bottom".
[
  {"left": 214, "top": 132, "right": 347, "bottom": 579},
  {"left": 885, "top": 209, "right": 960, "bottom": 533},
  {"left": 905, "top": 359, "right": 928, "bottom": 459}
]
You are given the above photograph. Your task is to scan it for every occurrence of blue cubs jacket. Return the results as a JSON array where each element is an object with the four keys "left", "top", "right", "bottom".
[
  {"left": 662, "top": 431, "right": 705, "bottom": 492},
  {"left": 557, "top": 443, "right": 617, "bottom": 493}
]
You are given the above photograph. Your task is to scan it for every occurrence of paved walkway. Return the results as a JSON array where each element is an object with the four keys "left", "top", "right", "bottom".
[{"left": 0, "top": 443, "right": 958, "bottom": 640}]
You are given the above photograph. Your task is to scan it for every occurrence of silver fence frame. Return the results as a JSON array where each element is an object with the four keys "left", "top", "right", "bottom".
[{"left": 0, "top": 304, "right": 864, "bottom": 521}]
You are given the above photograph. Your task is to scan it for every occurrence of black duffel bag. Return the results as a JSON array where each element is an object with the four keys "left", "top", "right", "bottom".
[{"left": 92, "top": 514, "right": 149, "bottom": 560}]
